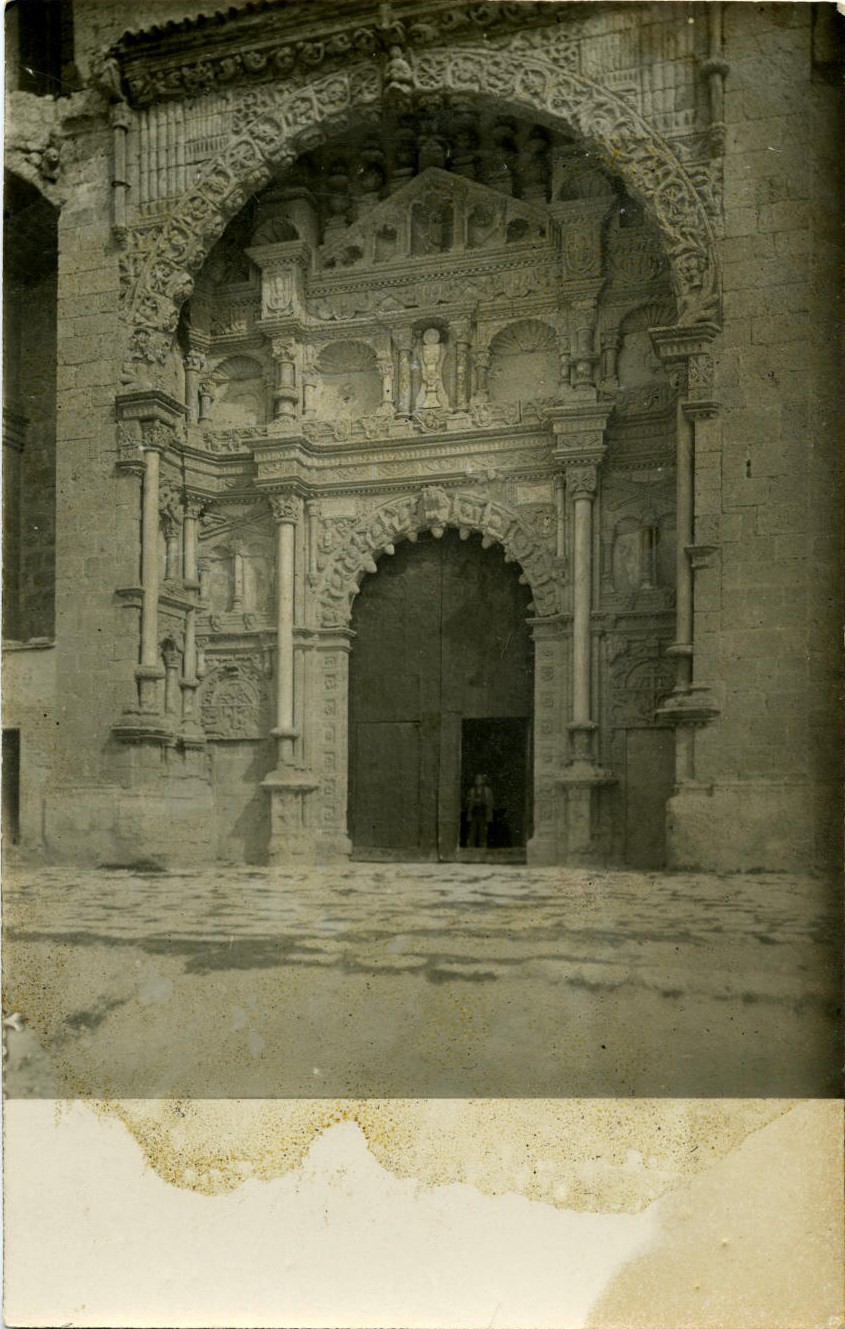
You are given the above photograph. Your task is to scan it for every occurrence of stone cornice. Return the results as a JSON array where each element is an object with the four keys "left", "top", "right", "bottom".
[{"left": 105, "top": 0, "right": 572, "bottom": 108}]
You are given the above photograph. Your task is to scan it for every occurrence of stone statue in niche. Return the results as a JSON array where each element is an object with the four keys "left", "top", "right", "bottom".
[
  {"left": 411, "top": 199, "right": 452, "bottom": 256},
  {"left": 416, "top": 328, "right": 445, "bottom": 410}
]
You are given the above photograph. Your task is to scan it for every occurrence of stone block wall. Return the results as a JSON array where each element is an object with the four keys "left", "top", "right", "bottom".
[
  {"left": 677, "top": 2, "right": 844, "bottom": 871},
  {"left": 3, "top": 644, "right": 56, "bottom": 852}
]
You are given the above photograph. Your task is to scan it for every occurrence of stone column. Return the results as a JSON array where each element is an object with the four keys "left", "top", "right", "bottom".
[
  {"left": 650, "top": 325, "right": 720, "bottom": 711},
  {"left": 568, "top": 464, "right": 600, "bottom": 760},
  {"left": 270, "top": 337, "right": 299, "bottom": 423},
  {"left": 650, "top": 324, "right": 721, "bottom": 787},
  {"left": 183, "top": 351, "right": 205, "bottom": 424},
  {"left": 269, "top": 494, "right": 300, "bottom": 763},
  {"left": 571, "top": 302, "right": 598, "bottom": 391},
  {"left": 198, "top": 377, "right": 215, "bottom": 422},
  {"left": 182, "top": 494, "right": 203, "bottom": 585},
  {"left": 160, "top": 486, "right": 183, "bottom": 582},
  {"left": 136, "top": 422, "right": 170, "bottom": 713},
  {"left": 453, "top": 319, "right": 472, "bottom": 409},
  {"left": 376, "top": 350, "right": 395, "bottom": 414},
  {"left": 548, "top": 403, "right": 614, "bottom": 861},
  {"left": 162, "top": 639, "right": 181, "bottom": 718},
  {"left": 600, "top": 331, "right": 620, "bottom": 386},
  {"left": 473, "top": 347, "right": 491, "bottom": 403},
  {"left": 394, "top": 329, "right": 413, "bottom": 416},
  {"left": 263, "top": 489, "right": 318, "bottom": 863},
  {"left": 554, "top": 472, "right": 566, "bottom": 560},
  {"left": 231, "top": 541, "right": 246, "bottom": 613},
  {"left": 110, "top": 102, "right": 131, "bottom": 238}
]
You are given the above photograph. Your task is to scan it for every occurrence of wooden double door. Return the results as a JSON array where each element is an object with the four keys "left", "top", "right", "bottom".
[{"left": 349, "top": 530, "right": 534, "bottom": 860}]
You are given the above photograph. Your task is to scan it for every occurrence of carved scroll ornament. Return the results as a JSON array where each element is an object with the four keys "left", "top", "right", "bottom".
[
  {"left": 315, "top": 486, "right": 561, "bottom": 626},
  {"left": 119, "top": 45, "right": 719, "bottom": 377}
]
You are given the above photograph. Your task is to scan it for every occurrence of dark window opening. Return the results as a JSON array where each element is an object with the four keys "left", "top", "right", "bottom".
[
  {"left": 6, "top": 0, "right": 77, "bottom": 98},
  {"left": 3, "top": 173, "right": 58, "bottom": 640}
]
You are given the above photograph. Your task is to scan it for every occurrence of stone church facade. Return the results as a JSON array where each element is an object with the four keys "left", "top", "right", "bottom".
[{"left": 3, "top": 1, "right": 842, "bottom": 871}]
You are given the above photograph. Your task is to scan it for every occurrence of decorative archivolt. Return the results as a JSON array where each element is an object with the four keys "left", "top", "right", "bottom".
[
  {"left": 316, "top": 485, "right": 560, "bottom": 627},
  {"left": 120, "top": 43, "right": 720, "bottom": 374}
]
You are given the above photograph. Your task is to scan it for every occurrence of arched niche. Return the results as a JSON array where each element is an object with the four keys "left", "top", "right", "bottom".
[
  {"left": 488, "top": 319, "right": 559, "bottom": 405},
  {"left": 616, "top": 301, "right": 675, "bottom": 391},
  {"left": 314, "top": 340, "right": 381, "bottom": 419},
  {"left": 209, "top": 354, "right": 268, "bottom": 428}
]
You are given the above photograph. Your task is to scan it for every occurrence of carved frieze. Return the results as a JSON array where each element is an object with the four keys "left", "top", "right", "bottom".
[{"left": 119, "top": 45, "right": 720, "bottom": 375}]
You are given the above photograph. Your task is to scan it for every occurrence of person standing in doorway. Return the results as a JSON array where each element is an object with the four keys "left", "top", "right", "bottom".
[{"left": 466, "top": 773, "right": 494, "bottom": 848}]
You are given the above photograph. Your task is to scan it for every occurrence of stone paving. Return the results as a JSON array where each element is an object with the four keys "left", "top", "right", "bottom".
[{"left": 3, "top": 864, "right": 842, "bottom": 1099}]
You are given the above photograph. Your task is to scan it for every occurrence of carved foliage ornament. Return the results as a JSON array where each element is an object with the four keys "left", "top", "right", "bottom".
[
  {"left": 316, "top": 486, "right": 560, "bottom": 626},
  {"left": 120, "top": 46, "right": 719, "bottom": 374}
]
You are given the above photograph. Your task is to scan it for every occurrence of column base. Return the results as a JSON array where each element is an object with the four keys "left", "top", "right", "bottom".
[
  {"left": 557, "top": 763, "right": 616, "bottom": 862},
  {"left": 262, "top": 769, "right": 319, "bottom": 865}
]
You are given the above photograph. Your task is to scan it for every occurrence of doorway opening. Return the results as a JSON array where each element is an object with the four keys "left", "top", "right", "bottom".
[
  {"left": 348, "top": 529, "right": 533, "bottom": 861},
  {"left": 459, "top": 717, "right": 530, "bottom": 860},
  {"left": 3, "top": 728, "right": 21, "bottom": 846}
]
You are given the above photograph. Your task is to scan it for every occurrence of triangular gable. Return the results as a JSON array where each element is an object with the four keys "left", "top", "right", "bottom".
[{"left": 319, "top": 167, "right": 555, "bottom": 267}]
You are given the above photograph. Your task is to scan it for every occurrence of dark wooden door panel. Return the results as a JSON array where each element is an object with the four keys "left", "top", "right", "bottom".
[
  {"left": 349, "top": 532, "right": 533, "bottom": 858},
  {"left": 352, "top": 721, "right": 421, "bottom": 849}
]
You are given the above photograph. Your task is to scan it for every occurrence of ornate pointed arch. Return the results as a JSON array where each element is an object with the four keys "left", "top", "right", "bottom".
[
  {"left": 121, "top": 44, "right": 720, "bottom": 371},
  {"left": 316, "top": 486, "right": 560, "bottom": 627}
]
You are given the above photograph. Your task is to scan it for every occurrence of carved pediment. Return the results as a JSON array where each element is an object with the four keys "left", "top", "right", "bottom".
[{"left": 319, "top": 167, "right": 555, "bottom": 271}]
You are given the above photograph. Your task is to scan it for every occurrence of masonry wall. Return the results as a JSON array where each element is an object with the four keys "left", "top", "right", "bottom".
[
  {"left": 675, "top": 3, "right": 844, "bottom": 872},
  {"left": 16, "top": 0, "right": 844, "bottom": 870}
]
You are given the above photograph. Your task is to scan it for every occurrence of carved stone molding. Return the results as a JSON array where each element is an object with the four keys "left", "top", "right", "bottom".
[
  {"left": 315, "top": 485, "right": 561, "bottom": 626},
  {"left": 118, "top": 45, "right": 720, "bottom": 376},
  {"left": 268, "top": 490, "right": 304, "bottom": 524}
]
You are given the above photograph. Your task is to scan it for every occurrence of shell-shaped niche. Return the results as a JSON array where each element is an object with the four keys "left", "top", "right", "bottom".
[
  {"left": 488, "top": 319, "right": 559, "bottom": 404},
  {"left": 210, "top": 355, "right": 267, "bottom": 428},
  {"left": 315, "top": 341, "right": 382, "bottom": 419}
]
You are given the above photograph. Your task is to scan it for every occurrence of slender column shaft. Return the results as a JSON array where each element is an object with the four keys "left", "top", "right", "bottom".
[
  {"left": 183, "top": 512, "right": 198, "bottom": 582},
  {"left": 232, "top": 545, "right": 245, "bottom": 611},
  {"left": 111, "top": 105, "right": 130, "bottom": 236},
  {"left": 163, "top": 522, "right": 180, "bottom": 581},
  {"left": 181, "top": 606, "right": 198, "bottom": 724},
  {"left": 455, "top": 339, "right": 470, "bottom": 408},
  {"left": 675, "top": 404, "right": 694, "bottom": 690},
  {"left": 272, "top": 512, "right": 298, "bottom": 763},
  {"left": 140, "top": 447, "right": 161, "bottom": 668},
  {"left": 397, "top": 346, "right": 412, "bottom": 415},
  {"left": 554, "top": 473, "right": 566, "bottom": 559},
  {"left": 572, "top": 492, "right": 594, "bottom": 726}
]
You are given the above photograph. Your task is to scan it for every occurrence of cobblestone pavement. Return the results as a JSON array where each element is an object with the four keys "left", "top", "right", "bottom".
[{"left": 3, "top": 864, "right": 842, "bottom": 1099}]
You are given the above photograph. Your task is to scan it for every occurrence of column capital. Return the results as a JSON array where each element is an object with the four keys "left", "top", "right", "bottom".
[
  {"left": 141, "top": 420, "right": 178, "bottom": 453},
  {"left": 548, "top": 403, "right": 611, "bottom": 473},
  {"left": 268, "top": 333, "right": 298, "bottom": 362},
  {"left": 183, "top": 491, "right": 208, "bottom": 520},
  {"left": 269, "top": 489, "right": 304, "bottom": 525},
  {"left": 116, "top": 388, "right": 186, "bottom": 433},
  {"left": 649, "top": 322, "right": 720, "bottom": 364},
  {"left": 565, "top": 463, "right": 600, "bottom": 501}
]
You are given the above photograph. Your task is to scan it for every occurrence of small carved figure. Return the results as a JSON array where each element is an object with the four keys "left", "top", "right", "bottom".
[{"left": 415, "top": 327, "right": 444, "bottom": 409}]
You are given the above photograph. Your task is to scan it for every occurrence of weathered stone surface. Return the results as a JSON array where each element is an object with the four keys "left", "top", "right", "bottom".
[{"left": 3, "top": 0, "right": 842, "bottom": 874}]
